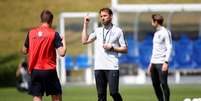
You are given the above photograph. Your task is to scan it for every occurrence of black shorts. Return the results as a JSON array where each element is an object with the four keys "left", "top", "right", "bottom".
[{"left": 29, "top": 70, "right": 62, "bottom": 96}]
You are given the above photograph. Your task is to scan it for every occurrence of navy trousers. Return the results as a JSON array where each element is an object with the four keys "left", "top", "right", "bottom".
[
  {"left": 95, "top": 70, "right": 123, "bottom": 101},
  {"left": 151, "top": 64, "right": 170, "bottom": 101}
]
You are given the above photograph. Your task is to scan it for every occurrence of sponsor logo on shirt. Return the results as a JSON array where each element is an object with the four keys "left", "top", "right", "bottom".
[{"left": 38, "top": 31, "right": 43, "bottom": 37}]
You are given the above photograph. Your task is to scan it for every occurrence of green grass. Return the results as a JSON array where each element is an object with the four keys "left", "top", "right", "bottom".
[{"left": 0, "top": 84, "right": 201, "bottom": 101}]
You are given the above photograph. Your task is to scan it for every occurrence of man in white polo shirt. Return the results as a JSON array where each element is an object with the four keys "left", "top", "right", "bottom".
[
  {"left": 148, "top": 14, "right": 172, "bottom": 101},
  {"left": 81, "top": 8, "right": 127, "bottom": 101}
]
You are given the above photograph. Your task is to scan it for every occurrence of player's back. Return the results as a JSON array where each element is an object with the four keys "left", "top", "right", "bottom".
[{"left": 28, "top": 25, "right": 57, "bottom": 72}]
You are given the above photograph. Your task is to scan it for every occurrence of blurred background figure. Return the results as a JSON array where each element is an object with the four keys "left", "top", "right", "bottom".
[{"left": 16, "top": 57, "right": 30, "bottom": 92}]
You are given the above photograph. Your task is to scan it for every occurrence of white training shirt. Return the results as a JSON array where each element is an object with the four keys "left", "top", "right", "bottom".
[
  {"left": 88, "top": 25, "right": 127, "bottom": 70},
  {"left": 150, "top": 26, "right": 173, "bottom": 64}
]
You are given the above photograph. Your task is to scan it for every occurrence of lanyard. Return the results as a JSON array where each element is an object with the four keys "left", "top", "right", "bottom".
[{"left": 102, "top": 25, "right": 113, "bottom": 44}]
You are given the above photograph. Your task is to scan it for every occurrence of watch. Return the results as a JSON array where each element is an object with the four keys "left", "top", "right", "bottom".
[{"left": 109, "top": 46, "right": 115, "bottom": 52}]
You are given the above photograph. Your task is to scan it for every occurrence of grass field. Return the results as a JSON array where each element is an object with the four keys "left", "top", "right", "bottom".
[{"left": 0, "top": 84, "right": 201, "bottom": 101}]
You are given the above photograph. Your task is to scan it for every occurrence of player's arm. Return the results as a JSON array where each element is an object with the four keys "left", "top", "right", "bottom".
[
  {"left": 82, "top": 15, "right": 96, "bottom": 45},
  {"left": 112, "top": 46, "right": 127, "bottom": 53},
  {"left": 16, "top": 63, "right": 21, "bottom": 77},
  {"left": 22, "top": 46, "right": 28, "bottom": 54},
  {"left": 114, "top": 30, "right": 128, "bottom": 53},
  {"left": 22, "top": 33, "right": 29, "bottom": 54},
  {"left": 103, "top": 29, "right": 127, "bottom": 53},
  {"left": 147, "top": 63, "right": 152, "bottom": 76},
  {"left": 162, "top": 30, "right": 173, "bottom": 71},
  {"left": 164, "top": 30, "right": 173, "bottom": 63},
  {"left": 55, "top": 32, "right": 66, "bottom": 57}
]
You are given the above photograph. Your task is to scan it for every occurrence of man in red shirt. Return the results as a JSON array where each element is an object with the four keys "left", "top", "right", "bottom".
[{"left": 22, "top": 10, "right": 66, "bottom": 101}]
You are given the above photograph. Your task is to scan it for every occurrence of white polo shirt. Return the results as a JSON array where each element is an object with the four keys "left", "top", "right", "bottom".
[
  {"left": 150, "top": 26, "right": 173, "bottom": 64},
  {"left": 89, "top": 25, "right": 127, "bottom": 70}
]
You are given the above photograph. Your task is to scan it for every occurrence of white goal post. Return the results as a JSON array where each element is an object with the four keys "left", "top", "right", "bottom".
[{"left": 57, "top": 12, "right": 98, "bottom": 85}]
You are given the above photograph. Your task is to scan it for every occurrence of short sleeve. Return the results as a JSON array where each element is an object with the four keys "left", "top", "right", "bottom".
[
  {"left": 54, "top": 32, "right": 63, "bottom": 49},
  {"left": 118, "top": 30, "right": 127, "bottom": 47},
  {"left": 24, "top": 32, "right": 29, "bottom": 48},
  {"left": 88, "top": 30, "right": 97, "bottom": 40}
]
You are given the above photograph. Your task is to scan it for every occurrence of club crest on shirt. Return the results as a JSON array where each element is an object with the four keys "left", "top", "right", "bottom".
[{"left": 38, "top": 31, "right": 43, "bottom": 37}]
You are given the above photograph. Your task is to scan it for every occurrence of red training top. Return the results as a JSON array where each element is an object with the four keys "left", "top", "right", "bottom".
[{"left": 24, "top": 24, "right": 63, "bottom": 73}]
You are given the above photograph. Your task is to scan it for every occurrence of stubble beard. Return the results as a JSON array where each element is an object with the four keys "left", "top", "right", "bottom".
[{"left": 102, "top": 19, "right": 112, "bottom": 27}]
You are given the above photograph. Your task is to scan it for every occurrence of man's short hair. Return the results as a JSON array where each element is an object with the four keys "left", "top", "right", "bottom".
[
  {"left": 99, "top": 8, "right": 113, "bottom": 16},
  {"left": 40, "top": 10, "right": 53, "bottom": 24},
  {"left": 152, "top": 14, "right": 164, "bottom": 25}
]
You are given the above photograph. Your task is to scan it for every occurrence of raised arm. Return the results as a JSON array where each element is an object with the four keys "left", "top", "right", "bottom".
[{"left": 82, "top": 15, "right": 96, "bottom": 45}]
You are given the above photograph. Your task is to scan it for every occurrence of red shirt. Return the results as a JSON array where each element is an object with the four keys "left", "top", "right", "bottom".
[{"left": 24, "top": 25, "right": 63, "bottom": 73}]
